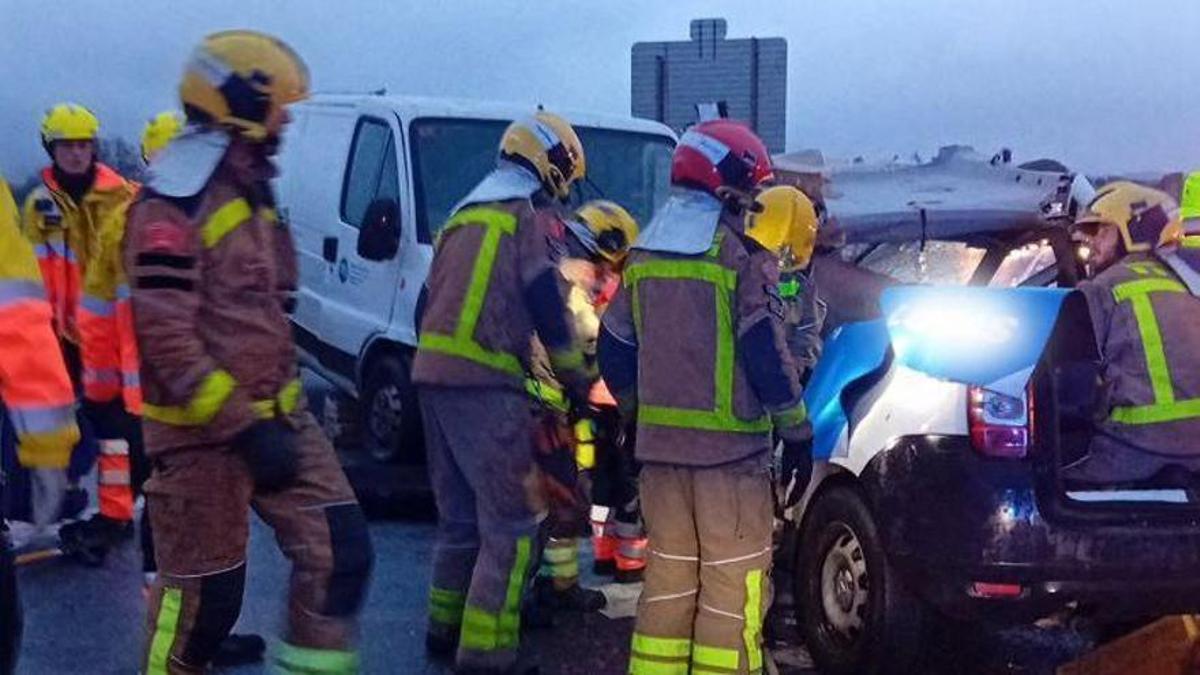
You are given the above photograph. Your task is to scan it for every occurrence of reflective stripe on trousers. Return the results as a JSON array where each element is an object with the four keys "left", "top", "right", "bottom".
[{"left": 98, "top": 438, "right": 133, "bottom": 521}]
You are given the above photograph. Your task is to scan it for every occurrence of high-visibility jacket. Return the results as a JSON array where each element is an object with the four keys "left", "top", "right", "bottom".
[
  {"left": 20, "top": 163, "right": 135, "bottom": 352},
  {"left": 0, "top": 177, "right": 79, "bottom": 469},
  {"left": 413, "top": 198, "right": 592, "bottom": 400},
  {"left": 78, "top": 184, "right": 143, "bottom": 413},
  {"left": 124, "top": 173, "right": 303, "bottom": 455},
  {"left": 1078, "top": 253, "right": 1200, "bottom": 460},
  {"left": 599, "top": 217, "right": 806, "bottom": 467}
]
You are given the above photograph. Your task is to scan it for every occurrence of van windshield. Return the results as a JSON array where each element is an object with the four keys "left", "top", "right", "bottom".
[{"left": 409, "top": 117, "right": 674, "bottom": 243}]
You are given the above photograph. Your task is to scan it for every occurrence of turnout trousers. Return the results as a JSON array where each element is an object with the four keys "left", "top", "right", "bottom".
[
  {"left": 630, "top": 455, "right": 773, "bottom": 675},
  {"left": 142, "top": 411, "right": 372, "bottom": 675},
  {"left": 420, "top": 385, "right": 545, "bottom": 672}
]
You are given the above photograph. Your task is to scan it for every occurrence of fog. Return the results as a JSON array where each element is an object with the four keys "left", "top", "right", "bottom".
[{"left": 1, "top": 0, "right": 1196, "bottom": 181}]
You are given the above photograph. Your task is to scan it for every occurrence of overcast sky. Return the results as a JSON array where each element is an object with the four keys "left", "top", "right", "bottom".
[{"left": 1, "top": 0, "right": 1196, "bottom": 181}]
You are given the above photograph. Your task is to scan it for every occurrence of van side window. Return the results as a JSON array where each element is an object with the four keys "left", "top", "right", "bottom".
[{"left": 341, "top": 117, "right": 399, "bottom": 229}]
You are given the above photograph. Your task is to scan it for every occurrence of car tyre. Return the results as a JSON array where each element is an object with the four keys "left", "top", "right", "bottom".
[
  {"left": 361, "top": 353, "right": 423, "bottom": 464},
  {"left": 797, "top": 486, "right": 926, "bottom": 675}
]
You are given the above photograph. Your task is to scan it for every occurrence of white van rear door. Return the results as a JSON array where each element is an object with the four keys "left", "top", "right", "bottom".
[{"left": 320, "top": 110, "right": 407, "bottom": 373}]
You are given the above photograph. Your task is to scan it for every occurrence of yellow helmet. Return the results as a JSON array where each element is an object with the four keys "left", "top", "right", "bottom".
[
  {"left": 141, "top": 111, "right": 185, "bottom": 162},
  {"left": 499, "top": 111, "right": 585, "bottom": 200},
  {"left": 745, "top": 185, "right": 819, "bottom": 269},
  {"left": 179, "top": 30, "right": 310, "bottom": 142},
  {"left": 1181, "top": 171, "right": 1200, "bottom": 225},
  {"left": 1075, "top": 181, "right": 1182, "bottom": 253},
  {"left": 41, "top": 103, "right": 99, "bottom": 146},
  {"left": 575, "top": 200, "right": 639, "bottom": 265}
]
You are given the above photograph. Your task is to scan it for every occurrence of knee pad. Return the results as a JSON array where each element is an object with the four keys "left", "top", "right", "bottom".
[
  {"left": 323, "top": 502, "right": 373, "bottom": 617},
  {"left": 179, "top": 565, "right": 246, "bottom": 666}
]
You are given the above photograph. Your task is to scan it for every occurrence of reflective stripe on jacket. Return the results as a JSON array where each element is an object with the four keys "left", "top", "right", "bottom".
[
  {"left": 0, "top": 177, "right": 79, "bottom": 468},
  {"left": 1079, "top": 254, "right": 1200, "bottom": 458},
  {"left": 124, "top": 174, "right": 303, "bottom": 454},
  {"left": 601, "top": 217, "right": 804, "bottom": 466},
  {"left": 413, "top": 199, "right": 587, "bottom": 392}
]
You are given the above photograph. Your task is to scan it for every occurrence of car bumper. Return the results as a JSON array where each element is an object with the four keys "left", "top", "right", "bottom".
[{"left": 857, "top": 435, "right": 1200, "bottom": 621}]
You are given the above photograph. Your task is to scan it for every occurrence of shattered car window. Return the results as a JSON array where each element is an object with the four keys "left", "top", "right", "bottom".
[
  {"left": 989, "top": 241, "right": 1057, "bottom": 287},
  {"left": 841, "top": 241, "right": 985, "bottom": 284}
]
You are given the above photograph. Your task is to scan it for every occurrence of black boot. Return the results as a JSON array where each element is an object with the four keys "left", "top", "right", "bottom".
[
  {"left": 614, "top": 566, "right": 645, "bottom": 584},
  {"left": 59, "top": 515, "right": 132, "bottom": 566},
  {"left": 209, "top": 633, "right": 266, "bottom": 667},
  {"left": 426, "top": 630, "right": 459, "bottom": 660},
  {"left": 535, "top": 577, "right": 606, "bottom": 613}
]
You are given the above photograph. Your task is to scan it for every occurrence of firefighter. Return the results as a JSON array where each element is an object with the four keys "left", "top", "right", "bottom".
[
  {"left": 60, "top": 112, "right": 186, "bottom": 565},
  {"left": 414, "top": 111, "right": 595, "bottom": 673},
  {"left": 20, "top": 103, "right": 138, "bottom": 527},
  {"left": 564, "top": 202, "right": 648, "bottom": 585},
  {"left": 598, "top": 120, "right": 808, "bottom": 675},
  {"left": 527, "top": 200, "right": 640, "bottom": 616},
  {"left": 1065, "top": 182, "right": 1200, "bottom": 485},
  {"left": 1182, "top": 170, "right": 1200, "bottom": 236},
  {"left": 124, "top": 31, "right": 372, "bottom": 674},
  {"left": 744, "top": 185, "right": 823, "bottom": 510},
  {"left": 0, "top": 174, "right": 81, "bottom": 675}
]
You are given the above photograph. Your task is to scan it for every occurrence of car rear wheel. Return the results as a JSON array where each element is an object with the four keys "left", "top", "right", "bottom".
[
  {"left": 797, "top": 486, "right": 926, "bottom": 675},
  {"left": 361, "top": 353, "right": 423, "bottom": 464}
]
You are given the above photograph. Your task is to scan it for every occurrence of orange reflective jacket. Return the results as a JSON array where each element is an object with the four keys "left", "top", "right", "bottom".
[
  {"left": 0, "top": 177, "right": 79, "bottom": 469},
  {"left": 22, "top": 163, "right": 137, "bottom": 407},
  {"left": 78, "top": 184, "right": 142, "bottom": 412}
]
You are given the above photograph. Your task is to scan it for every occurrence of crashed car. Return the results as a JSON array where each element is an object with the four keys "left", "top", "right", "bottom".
[{"left": 786, "top": 148, "right": 1200, "bottom": 674}]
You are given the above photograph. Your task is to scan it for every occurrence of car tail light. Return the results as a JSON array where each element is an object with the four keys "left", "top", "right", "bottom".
[{"left": 968, "top": 385, "right": 1032, "bottom": 459}]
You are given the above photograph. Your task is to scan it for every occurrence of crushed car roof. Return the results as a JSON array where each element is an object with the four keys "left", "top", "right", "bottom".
[{"left": 821, "top": 147, "right": 1074, "bottom": 243}]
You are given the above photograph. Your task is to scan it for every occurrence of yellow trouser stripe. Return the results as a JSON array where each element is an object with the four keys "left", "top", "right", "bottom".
[
  {"left": 693, "top": 643, "right": 740, "bottom": 670},
  {"left": 631, "top": 633, "right": 692, "bottom": 658},
  {"left": 744, "top": 569, "right": 764, "bottom": 672},
  {"left": 460, "top": 536, "right": 530, "bottom": 652},
  {"left": 629, "top": 656, "right": 690, "bottom": 675},
  {"left": 146, "top": 587, "right": 182, "bottom": 675}
]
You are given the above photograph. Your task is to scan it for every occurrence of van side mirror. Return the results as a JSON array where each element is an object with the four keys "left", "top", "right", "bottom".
[{"left": 357, "top": 198, "right": 400, "bottom": 261}]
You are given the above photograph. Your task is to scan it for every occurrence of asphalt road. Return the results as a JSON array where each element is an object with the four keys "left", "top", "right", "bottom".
[
  {"left": 11, "top": 374, "right": 1098, "bottom": 674},
  {"left": 11, "top": 510, "right": 1095, "bottom": 675}
]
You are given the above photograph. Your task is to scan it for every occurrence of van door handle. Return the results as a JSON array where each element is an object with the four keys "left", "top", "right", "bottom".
[{"left": 322, "top": 237, "right": 338, "bottom": 263}]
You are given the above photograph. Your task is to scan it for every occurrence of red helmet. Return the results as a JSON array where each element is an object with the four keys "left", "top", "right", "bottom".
[{"left": 671, "top": 120, "right": 774, "bottom": 196}]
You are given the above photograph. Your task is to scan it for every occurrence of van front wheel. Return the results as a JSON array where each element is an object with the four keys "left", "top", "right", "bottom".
[{"left": 361, "top": 354, "right": 422, "bottom": 464}]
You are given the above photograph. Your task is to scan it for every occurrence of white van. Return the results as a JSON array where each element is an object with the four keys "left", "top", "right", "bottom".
[{"left": 275, "top": 94, "right": 677, "bottom": 463}]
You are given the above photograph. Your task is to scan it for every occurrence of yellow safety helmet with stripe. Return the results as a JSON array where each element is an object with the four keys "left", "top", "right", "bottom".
[
  {"left": 499, "top": 111, "right": 586, "bottom": 201},
  {"left": 574, "top": 200, "right": 639, "bottom": 265},
  {"left": 1075, "top": 181, "right": 1182, "bottom": 253},
  {"left": 41, "top": 103, "right": 100, "bottom": 147},
  {"left": 179, "top": 30, "right": 310, "bottom": 142},
  {"left": 745, "top": 185, "right": 819, "bottom": 270},
  {"left": 141, "top": 111, "right": 185, "bottom": 162}
]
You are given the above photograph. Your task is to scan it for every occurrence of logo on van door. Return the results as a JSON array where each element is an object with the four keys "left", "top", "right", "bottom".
[{"left": 336, "top": 257, "right": 367, "bottom": 286}]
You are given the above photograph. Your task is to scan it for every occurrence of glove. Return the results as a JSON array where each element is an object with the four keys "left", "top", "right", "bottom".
[
  {"left": 30, "top": 468, "right": 69, "bottom": 530},
  {"left": 779, "top": 438, "right": 813, "bottom": 509},
  {"left": 235, "top": 420, "right": 298, "bottom": 492}
]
